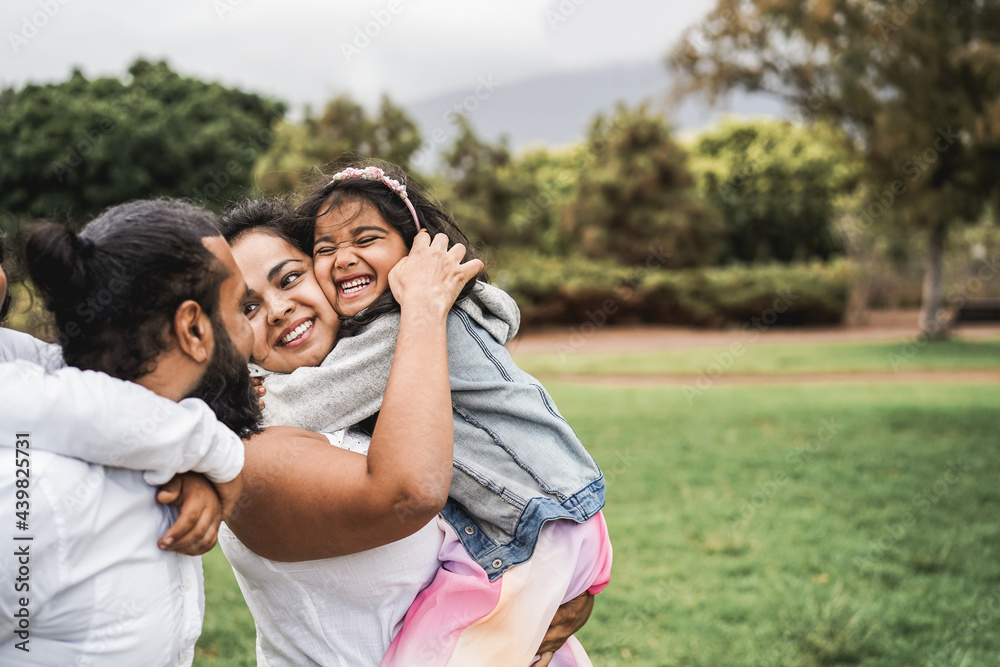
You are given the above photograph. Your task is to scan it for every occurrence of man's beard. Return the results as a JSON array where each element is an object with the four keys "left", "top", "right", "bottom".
[{"left": 188, "top": 315, "right": 263, "bottom": 439}]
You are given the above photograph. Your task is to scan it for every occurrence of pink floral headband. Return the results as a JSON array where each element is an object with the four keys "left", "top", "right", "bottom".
[{"left": 329, "top": 166, "right": 423, "bottom": 232}]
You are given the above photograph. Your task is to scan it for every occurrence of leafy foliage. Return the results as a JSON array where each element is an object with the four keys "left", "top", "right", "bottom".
[
  {"left": 253, "top": 94, "right": 422, "bottom": 195},
  {"left": 689, "top": 118, "right": 860, "bottom": 263},
  {"left": 0, "top": 59, "right": 285, "bottom": 223},
  {"left": 565, "top": 105, "right": 725, "bottom": 267}
]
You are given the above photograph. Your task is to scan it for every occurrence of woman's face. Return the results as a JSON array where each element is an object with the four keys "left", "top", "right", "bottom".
[
  {"left": 313, "top": 201, "right": 408, "bottom": 317},
  {"left": 229, "top": 230, "right": 339, "bottom": 374}
]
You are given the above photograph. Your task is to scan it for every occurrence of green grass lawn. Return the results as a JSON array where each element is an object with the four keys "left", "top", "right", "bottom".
[
  {"left": 196, "top": 382, "right": 1000, "bottom": 666},
  {"left": 512, "top": 338, "right": 1000, "bottom": 377}
]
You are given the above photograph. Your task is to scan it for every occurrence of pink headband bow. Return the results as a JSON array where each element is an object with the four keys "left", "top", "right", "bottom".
[{"left": 329, "top": 166, "right": 423, "bottom": 232}]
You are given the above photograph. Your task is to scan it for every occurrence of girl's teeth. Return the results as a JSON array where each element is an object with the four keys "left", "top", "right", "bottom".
[
  {"left": 341, "top": 277, "right": 372, "bottom": 294},
  {"left": 281, "top": 319, "right": 313, "bottom": 344}
]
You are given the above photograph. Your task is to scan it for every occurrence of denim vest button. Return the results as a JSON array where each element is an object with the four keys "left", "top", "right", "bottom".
[
  {"left": 464, "top": 526, "right": 475, "bottom": 535},
  {"left": 492, "top": 559, "right": 503, "bottom": 569}
]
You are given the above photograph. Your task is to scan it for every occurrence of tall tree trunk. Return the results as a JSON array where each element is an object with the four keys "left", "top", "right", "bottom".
[{"left": 919, "top": 222, "right": 948, "bottom": 338}]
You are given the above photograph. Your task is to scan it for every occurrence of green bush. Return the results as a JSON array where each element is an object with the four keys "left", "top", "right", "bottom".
[{"left": 492, "top": 252, "right": 850, "bottom": 328}]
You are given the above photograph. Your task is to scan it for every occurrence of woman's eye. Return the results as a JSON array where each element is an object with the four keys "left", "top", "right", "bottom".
[
  {"left": 280, "top": 272, "right": 301, "bottom": 288},
  {"left": 243, "top": 303, "right": 258, "bottom": 317}
]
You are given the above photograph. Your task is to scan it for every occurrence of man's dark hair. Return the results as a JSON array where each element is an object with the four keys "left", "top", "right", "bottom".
[
  {"left": 27, "top": 199, "right": 262, "bottom": 437},
  {"left": 27, "top": 199, "right": 227, "bottom": 381}
]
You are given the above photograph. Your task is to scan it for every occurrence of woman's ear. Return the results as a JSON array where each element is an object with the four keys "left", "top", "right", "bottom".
[{"left": 173, "top": 299, "right": 214, "bottom": 364}]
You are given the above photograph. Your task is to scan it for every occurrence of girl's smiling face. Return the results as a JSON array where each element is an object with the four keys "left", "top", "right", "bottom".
[
  {"left": 230, "top": 230, "right": 339, "bottom": 374},
  {"left": 313, "top": 201, "right": 408, "bottom": 317}
]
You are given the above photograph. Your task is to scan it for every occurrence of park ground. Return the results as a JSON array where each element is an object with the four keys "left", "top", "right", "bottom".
[{"left": 196, "top": 311, "right": 1000, "bottom": 667}]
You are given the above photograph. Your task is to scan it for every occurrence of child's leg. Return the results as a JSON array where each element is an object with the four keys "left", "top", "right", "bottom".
[{"left": 381, "top": 513, "right": 612, "bottom": 667}]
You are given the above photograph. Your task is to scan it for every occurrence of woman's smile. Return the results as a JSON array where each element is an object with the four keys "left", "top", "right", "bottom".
[{"left": 277, "top": 317, "right": 315, "bottom": 347}]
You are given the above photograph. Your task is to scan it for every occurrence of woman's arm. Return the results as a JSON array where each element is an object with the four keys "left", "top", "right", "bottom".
[{"left": 225, "top": 233, "right": 482, "bottom": 561}]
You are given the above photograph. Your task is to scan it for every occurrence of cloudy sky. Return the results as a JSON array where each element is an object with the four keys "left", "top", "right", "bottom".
[{"left": 3, "top": 0, "right": 716, "bottom": 109}]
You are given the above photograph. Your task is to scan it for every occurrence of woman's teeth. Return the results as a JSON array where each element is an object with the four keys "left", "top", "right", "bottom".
[
  {"left": 281, "top": 319, "right": 314, "bottom": 344},
  {"left": 340, "top": 276, "right": 372, "bottom": 295}
]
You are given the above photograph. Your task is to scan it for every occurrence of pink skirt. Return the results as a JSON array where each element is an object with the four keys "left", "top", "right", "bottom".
[{"left": 382, "top": 511, "right": 613, "bottom": 667}]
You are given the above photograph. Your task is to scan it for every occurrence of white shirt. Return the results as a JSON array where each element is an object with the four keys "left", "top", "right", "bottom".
[
  {"left": 0, "top": 450, "right": 205, "bottom": 666},
  {"left": 0, "top": 331, "right": 246, "bottom": 665},
  {"left": 219, "top": 430, "right": 445, "bottom": 667}
]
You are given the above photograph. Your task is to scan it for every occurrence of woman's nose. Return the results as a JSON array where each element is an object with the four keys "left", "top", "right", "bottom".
[{"left": 266, "top": 294, "right": 294, "bottom": 324}]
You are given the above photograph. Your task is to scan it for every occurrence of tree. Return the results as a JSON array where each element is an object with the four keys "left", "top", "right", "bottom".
[
  {"left": 565, "top": 104, "right": 724, "bottom": 267},
  {"left": 669, "top": 0, "right": 1000, "bottom": 334},
  {"left": 0, "top": 59, "right": 285, "bottom": 223},
  {"left": 254, "top": 94, "right": 422, "bottom": 195},
  {"left": 689, "top": 117, "right": 860, "bottom": 263},
  {"left": 438, "top": 115, "right": 523, "bottom": 251}
]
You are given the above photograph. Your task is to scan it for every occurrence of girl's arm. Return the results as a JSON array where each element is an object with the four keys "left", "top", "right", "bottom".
[
  {"left": 225, "top": 233, "right": 482, "bottom": 561},
  {"left": 0, "top": 360, "right": 244, "bottom": 487}
]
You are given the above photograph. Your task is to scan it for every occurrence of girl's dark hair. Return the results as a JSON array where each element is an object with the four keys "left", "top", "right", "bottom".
[
  {"left": 26, "top": 199, "right": 229, "bottom": 381},
  {"left": 0, "top": 231, "right": 11, "bottom": 325},
  {"left": 297, "top": 156, "right": 487, "bottom": 335},
  {"left": 218, "top": 196, "right": 308, "bottom": 250}
]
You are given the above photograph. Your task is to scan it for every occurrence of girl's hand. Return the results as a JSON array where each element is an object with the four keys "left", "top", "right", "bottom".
[
  {"left": 156, "top": 472, "right": 223, "bottom": 555},
  {"left": 252, "top": 376, "right": 266, "bottom": 411},
  {"left": 388, "top": 232, "right": 484, "bottom": 318}
]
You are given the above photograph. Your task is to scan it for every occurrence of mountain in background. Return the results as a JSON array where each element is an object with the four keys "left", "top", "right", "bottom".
[{"left": 405, "top": 61, "right": 788, "bottom": 166}]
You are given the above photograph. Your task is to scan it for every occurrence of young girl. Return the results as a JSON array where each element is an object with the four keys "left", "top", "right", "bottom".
[{"left": 248, "top": 162, "right": 612, "bottom": 667}]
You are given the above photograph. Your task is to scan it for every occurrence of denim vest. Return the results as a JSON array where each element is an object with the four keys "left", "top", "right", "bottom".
[{"left": 442, "top": 310, "right": 606, "bottom": 581}]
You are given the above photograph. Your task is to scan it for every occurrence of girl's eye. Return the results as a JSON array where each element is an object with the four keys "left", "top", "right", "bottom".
[
  {"left": 280, "top": 272, "right": 301, "bottom": 288},
  {"left": 243, "top": 303, "right": 258, "bottom": 317},
  {"left": 356, "top": 236, "right": 378, "bottom": 246},
  {"left": 314, "top": 246, "right": 337, "bottom": 257}
]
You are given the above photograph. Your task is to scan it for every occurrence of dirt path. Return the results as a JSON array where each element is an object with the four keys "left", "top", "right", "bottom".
[
  {"left": 508, "top": 310, "right": 1000, "bottom": 385},
  {"left": 534, "top": 370, "right": 1000, "bottom": 387},
  {"left": 508, "top": 309, "right": 1000, "bottom": 354}
]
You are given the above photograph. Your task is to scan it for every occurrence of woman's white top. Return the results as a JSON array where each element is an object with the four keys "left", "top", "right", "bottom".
[{"left": 219, "top": 429, "right": 445, "bottom": 667}]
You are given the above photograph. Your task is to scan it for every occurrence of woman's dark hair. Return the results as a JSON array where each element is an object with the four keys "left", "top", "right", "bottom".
[
  {"left": 0, "top": 231, "right": 11, "bottom": 325},
  {"left": 218, "top": 196, "right": 307, "bottom": 250},
  {"left": 26, "top": 199, "right": 229, "bottom": 381},
  {"left": 297, "top": 156, "right": 487, "bottom": 334}
]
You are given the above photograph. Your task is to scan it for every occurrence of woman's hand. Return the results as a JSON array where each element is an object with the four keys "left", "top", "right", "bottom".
[
  {"left": 156, "top": 472, "right": 223, "bottom": 555},
  {"left": 535, "top": 592, "right": 595, "bottom": 664},
  {"left": 388, "top": 232, "right": 484, "bottom": 319}
]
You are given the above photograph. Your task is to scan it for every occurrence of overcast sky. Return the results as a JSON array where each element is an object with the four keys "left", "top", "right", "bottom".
[{"left": 3, "top": 0, "right": 716, "bottom": 109}]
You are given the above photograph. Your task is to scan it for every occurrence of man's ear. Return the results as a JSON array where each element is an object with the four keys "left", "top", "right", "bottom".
[{"left": 173, "top": 299, "right": 214, "bottom": 364}]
